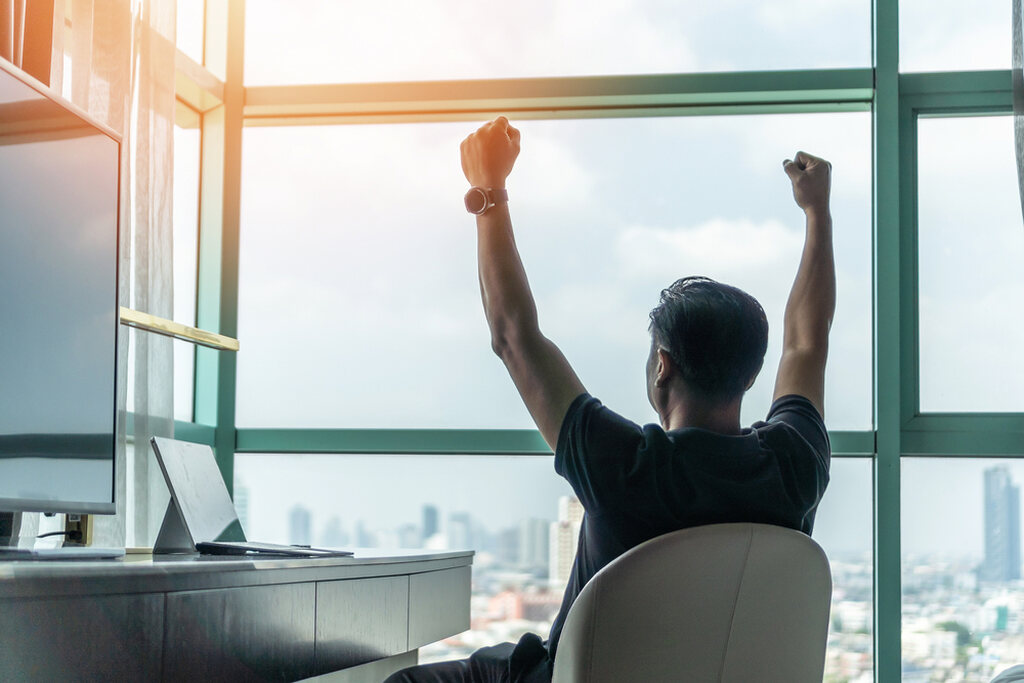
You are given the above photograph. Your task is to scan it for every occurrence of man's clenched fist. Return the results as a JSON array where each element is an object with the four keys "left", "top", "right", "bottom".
[
  {"left": 461, "top": 116, "right": 520, "bottom": 189},
  {"left": 783, "top": 151, "right": 831, "bottom": 216}
]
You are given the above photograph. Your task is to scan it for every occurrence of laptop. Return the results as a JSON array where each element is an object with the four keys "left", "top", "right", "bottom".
[{"left": 150, "top": 436, "right": 352, "bottom": 558}]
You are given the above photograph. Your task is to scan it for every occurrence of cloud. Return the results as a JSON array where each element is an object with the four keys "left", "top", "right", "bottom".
[
  {"left": 511, "top": 125, "right": 598, "bottom": 208},
  {"left": 243, "top": 0, "right": 874, "bottom": 85},
  {"left": 735, "top": 113, "right": 873, "bottom": 202},
  {"left": 919, "top": 283, "right": 1024, "bottom": 411},
  {"left": 900, "top": 0, "right": 1008, "bottom": 71},
  {"left": 616, "top": 218, "right": 803, "bottom": 281},
  {"left": 610, "top": 218, "right": 872, "bottom": 428}
]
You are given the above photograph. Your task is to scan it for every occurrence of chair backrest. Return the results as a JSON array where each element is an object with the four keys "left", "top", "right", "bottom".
[{"left": 551, "top": 523, "right": 832, "bottom": 683}]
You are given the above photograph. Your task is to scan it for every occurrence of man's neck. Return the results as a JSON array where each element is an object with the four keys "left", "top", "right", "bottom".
[{"left": 659, "top": 394, "right": 743, "bottom": 435}]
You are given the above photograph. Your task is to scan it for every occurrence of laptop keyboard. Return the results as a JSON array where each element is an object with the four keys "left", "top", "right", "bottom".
[{"left": 195, "top": 541, "right": 353, "bottom": 557}]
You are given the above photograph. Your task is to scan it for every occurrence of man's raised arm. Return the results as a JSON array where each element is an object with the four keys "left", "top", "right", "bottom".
[
  {"left": 460, "top": 117, "right": 585, "bottom": 450},
  {"left": 773, "top": 151, "right": 835, "bottom": 419}
]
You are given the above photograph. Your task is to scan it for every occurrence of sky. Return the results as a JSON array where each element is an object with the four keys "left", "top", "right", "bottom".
[{"left": 164, "top": 1, "right": 1024, "bottom": 564}]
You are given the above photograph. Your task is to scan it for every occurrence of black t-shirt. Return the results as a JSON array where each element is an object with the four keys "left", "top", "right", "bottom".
[{"left": 542, "top": 392, "right": 831, "bottom": 668}]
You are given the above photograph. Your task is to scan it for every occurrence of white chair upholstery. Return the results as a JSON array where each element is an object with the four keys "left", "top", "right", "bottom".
[{"left": 551, "top": 523, "right": 832, "bottom": 683}]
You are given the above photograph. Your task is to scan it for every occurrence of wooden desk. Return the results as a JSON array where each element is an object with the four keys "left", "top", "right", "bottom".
[{"left": 0, "top": 549, "right": 473, "bottom": 682}]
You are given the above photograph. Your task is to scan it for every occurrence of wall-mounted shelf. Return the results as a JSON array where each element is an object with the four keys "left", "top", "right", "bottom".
[{"left": 119, "top": 307, "right": 239, "bottom": 352}]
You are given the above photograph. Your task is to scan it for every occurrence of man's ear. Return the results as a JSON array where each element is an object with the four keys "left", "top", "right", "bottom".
[{"left": 655, "top": 348, "right": 675, "bottom": 388}]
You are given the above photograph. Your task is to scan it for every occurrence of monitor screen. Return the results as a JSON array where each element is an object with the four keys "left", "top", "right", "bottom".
[{"left": 0, "top": 63, "right": 119, "bottom": 513}]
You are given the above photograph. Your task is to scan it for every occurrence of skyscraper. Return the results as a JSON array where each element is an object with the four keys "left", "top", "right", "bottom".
[
  {"left": 354, "top": 519, "right": 375, "bottom": 547},
  {"left": 320, "top": 516, "right": 349, "bottom": 548},
  {"left": 448, "top": 511, "right": 473, "bottom": 550},
  {"left": 288, "top": 504, "right": 312, "bottom": 547},
  {"left": 422, "top": 504, "right": 439, "bottom": 540},
  {"left": 233, "top": 479, "right": 250, "bottom": 536},
  {"left": 550, "top": 496, "right": 584, "bottom": 589},
  {"left": 397, "top": 523, "right": 422, "bottom": 549},
  {"left": 519, "top": 517, "right": 550, "bottom": 575},
  {"left": 497, "top": 526, "right": 520, "bottom": 565},
  {"left": 981, "top": 466, "right": 1021, "bottom": 582}
]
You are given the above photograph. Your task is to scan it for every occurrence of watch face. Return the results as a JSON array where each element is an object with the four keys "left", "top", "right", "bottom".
[{"left": 464, "top": 187, "right": 488, "bottom": 214}]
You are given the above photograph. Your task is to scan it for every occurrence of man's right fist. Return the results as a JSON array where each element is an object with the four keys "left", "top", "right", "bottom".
[
  {"left": 783, "top": 151, "right": 831, "bottom": 216},
  {"left": 460, "top": 116, "right": 521, "bottom": 189}
]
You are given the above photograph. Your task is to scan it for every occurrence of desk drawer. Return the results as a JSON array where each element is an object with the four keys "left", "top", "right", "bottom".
[
  {"left": 0, "top": 593, "right": 163, "bottom": 681},
  {"left": 409, "top": 566, "right": 471, "bottom": 648},
  {"left": 315, "top": 575, "right": 409, "bottom": 673},
  {"left": 163, "top": 582, "right": 316, "bottom": 682}
]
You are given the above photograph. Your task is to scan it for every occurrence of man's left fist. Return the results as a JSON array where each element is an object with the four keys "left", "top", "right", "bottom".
[{"left": 460, "top": 116, "right": 520, "bottom": 189}]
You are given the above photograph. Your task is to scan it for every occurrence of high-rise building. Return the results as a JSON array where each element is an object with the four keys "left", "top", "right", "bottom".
[
  {"left": 422, "top": 505, "right": 439, "bottom": 540},
  {"left": 354, "top": 519, "right": 375, "bottom": 547},
  {"left": 981, "top": 466, "right": 1021, "bottom": 582},
  {"left": 519, "top": 517, "right": 550, "bottom": 575},
  {"left": 397, "top": 523, "right": 422, "bottom": 549},
  {"left": 319, "top": 516, "right": 349, "bottom": 548},
  {"left": 497, "top": 526, "right": 520, "bottom": 565},
  {"left": 448, "top": 511, "right": 473, "bottom": 550},
  {"left": 233, "top": 480, "right": 250, "bottom": 536},
  {"left": 550, "top": 496, "right": 584, "bottom": 589},
  {"left": 288, "top": 504, "right": 312, "bottom": 546}
]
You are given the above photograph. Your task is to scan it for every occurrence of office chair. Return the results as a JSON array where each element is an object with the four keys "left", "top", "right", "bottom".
[{"left": 551, "top": 523, "right": 832, "bottom": 683}]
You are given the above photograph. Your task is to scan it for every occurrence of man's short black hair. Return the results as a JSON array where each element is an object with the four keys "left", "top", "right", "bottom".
[{"left": 648, "top": 276, "right": 769, "bottom": 401}]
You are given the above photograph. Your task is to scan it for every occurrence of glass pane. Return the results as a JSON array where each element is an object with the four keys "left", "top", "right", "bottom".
[
  {"left": 816, "top": 458, "right": 874, "bottom": 682},
  {"left": 235, "top": 454, "right": 870, "bottom": 669},
  {"left": 237, "top": 114, "right": 872, "bottom": 429},
  {"left": 918, "top": 116, "right": 1024, "bottom": 413},
  {"left": 176, "top": 0, "right": 205, "bottom": 64},
  {"left": 244, "top": 0, "right": 870, "bottom": 85},
  {"left": 900, "top": 0, "right": 1009, "bottom": 72},
  {"left": 173, "top": 125, "right": 200, "bottom": 421},
  {"left": 902, "top": 458, "right": 1024, "bottom": 681}
]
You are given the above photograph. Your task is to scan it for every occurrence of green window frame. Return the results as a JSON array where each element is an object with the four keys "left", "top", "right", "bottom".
[{"left": 159, "top": 2, "right": 1023, "bottom": 680}]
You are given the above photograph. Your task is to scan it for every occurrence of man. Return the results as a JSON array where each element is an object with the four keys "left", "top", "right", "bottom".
[{"left": 386, "top": 117, "right": 833, "bottom": 683}]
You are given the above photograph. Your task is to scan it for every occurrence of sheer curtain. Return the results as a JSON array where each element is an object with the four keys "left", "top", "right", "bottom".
[
  {"left": 27, "top": 0, "right": 178, "bottom": 548},
  {"left": 1015, "top": 0, "right": 1024, "bottom": 225}
]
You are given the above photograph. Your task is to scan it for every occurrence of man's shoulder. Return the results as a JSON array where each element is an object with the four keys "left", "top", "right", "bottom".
[
  {"left": 753, "top": 394, "right": 831, "bottom": 464},
  {"left": 557, "top": 394, "right": 642, "bottom": 448}
]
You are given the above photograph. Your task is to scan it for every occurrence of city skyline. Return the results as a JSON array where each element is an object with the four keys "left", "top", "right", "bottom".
[{"left": 242, "top": 459, "right": 1024, "bottom": 568}]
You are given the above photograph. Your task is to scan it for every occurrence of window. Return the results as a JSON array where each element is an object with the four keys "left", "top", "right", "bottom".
[
  {"left": 900, "top": 0, "right": 1010, "bottom": 72},
  {"left": 173, "top": 123, "right": 200, "bottom": 422},
  {"left": 176, "top": 0, "right": 205, "bottom": 65},
  {"left": 244, "top": 0, "right": 870, "bottom": 85},
  {"left": 237, "top": 113, "right": 872, "bottom": 430},
  {"left": 918, "top": 116, "right": 1024, "bottom": 413},
  {"left": 236, "top": 454, "right": 872, "bottom": 671},
  {"left": 902, "top": 458, "right": 1024, "bottom": 680},
  {"left": 175, "top": 4, "right": 1024, "bottom": 679},
  {"left": 816, "top": 458, "right": 874, "bottom": 681}
]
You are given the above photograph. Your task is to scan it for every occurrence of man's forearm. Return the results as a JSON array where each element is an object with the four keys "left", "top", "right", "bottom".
[
  {"left": 782, "top": 209, "right": 836, "bottom": 352},
  {"left": 476, "top": 205, "right": 540, "bottom": 352}
]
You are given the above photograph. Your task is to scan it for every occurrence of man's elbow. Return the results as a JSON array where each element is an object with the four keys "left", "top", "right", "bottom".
[
  {"left": 784, "top": 320, "right": 832, "bottom": 354},
  {"left": 782, "top": 338, "right": 830, "bottom": 364},
  {"left": 488, "top": 319, "right": 539, "bottom": 361},
  {"left": 490, "top": 332, "right": 513, "bottom": 359}
]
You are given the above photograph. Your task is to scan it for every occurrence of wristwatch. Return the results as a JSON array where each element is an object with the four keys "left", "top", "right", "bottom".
[{"left": 464, "top": 187, "right": 508, "bottom": 215}]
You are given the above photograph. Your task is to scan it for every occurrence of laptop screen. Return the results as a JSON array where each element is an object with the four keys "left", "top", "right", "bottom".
[{"left": 151, "top": 437, "right": 245, "bottom": 544}]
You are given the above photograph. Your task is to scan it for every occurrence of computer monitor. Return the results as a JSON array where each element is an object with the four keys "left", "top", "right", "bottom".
[{"left": 0, "top": 60, "right": 120, "bottom": 514}]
